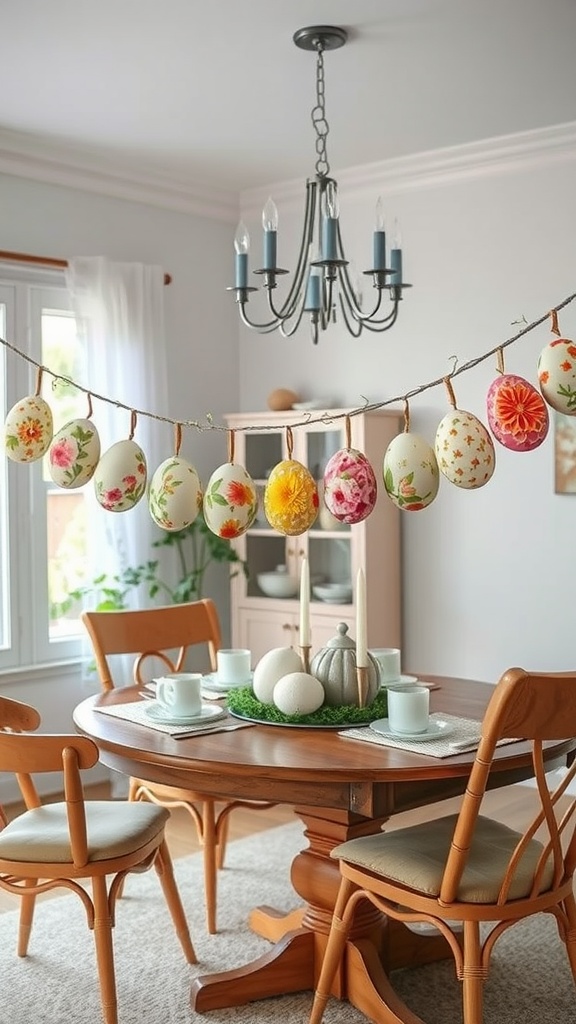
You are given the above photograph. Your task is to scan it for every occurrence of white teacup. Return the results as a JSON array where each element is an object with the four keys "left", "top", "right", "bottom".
[
  {"left": 370, "top": 647, "right": 401, "bottom": 685},
  {"left": 155, "top": 673, "right": 202, "bottom": 716},
  {"left": 216, "top": 648, "right": 251, "bottom": 685},
  {"left": 387, "top": 683, "right": 429, "bottom": 734}
]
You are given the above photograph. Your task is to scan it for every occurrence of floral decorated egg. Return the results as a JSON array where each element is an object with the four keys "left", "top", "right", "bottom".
[
  {"left": 93, "top": 439, "right": 147, "bottom": 512},
  {"left": 538, "top": 337, "right": 576, "bottom": 414},
  {"left": 149, "top": 456, "right": 202, "bottom": 531},
  {"left": 203, "top": 462, "right": 257, "bottom": 538},
  {"left": 435, "top": 409, "right": 495, "bottom": 488},
  {"left": 383, "top": 433, "right": 439, "bottom": 511},
  {"left": 49, "top": 418, "right": 101, "bottom": 488},
  {"left": 5, "top": 394, "right": 53, "bottom": 463},
  {"left": 323, "top": 448, "right": 377, "bottom": 524},
  {"left": 486, "top": 374, "right": 549, "bottom": 452},
  {"left": 264, "top": 459, "right": 319, "bottom": 535}
]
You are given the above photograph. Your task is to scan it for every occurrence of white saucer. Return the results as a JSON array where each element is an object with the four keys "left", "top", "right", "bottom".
[
  {"left": 145, "top": 702, "right": 225, "bottom": 726},
  {"left": 369, "top": 718, "right": 455, "bottom": 742},
  {"left": 379, "top": 674, "right": 418, "bottom": 688},
  {"left": 202, "top": 671, "right": 253, "bottom": 693}
]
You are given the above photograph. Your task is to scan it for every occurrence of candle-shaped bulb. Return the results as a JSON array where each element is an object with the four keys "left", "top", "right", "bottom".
[
  {"left": 389, "top": 218, "right": 403, "bottom": 286},
  {"left": 321, "top": 180, "right": 340, "bottom": 219},
  {"left": 234, "top": 221, "right": 250, "bottom": 255},
  {"left": 262, "top": 197, "right": 278, "bottom": 232},
  {"left": 375, "top": 195, "right": 385, "bottom": 231}
]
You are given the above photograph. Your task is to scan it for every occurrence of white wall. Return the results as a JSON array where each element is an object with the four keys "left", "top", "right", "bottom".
[{"left": 237, "top": 128, "right": 576, "bottom": 685}]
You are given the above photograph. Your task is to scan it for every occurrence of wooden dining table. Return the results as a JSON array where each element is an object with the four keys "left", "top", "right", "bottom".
[{"left": 73, "top": 675, "right": 575, "bottom": 1023}]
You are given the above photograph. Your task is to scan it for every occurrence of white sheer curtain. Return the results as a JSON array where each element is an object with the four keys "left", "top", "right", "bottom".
[{"left": 65, "top": 256, "right": 169, "bottom": 602}]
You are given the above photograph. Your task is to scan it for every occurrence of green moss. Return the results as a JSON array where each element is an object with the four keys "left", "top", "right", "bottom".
[{"left": 226, "top": 686, "right": 388, "bottom": 727}]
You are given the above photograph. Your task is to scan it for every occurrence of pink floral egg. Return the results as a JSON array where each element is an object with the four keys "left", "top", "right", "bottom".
[
  {"left": 93, "top": 439, "right": 147, "bottom": 512},
  {"left": 203, "top": 462, "right": 258, "bottom": 538},
  {"left": 149, "top": 456, "right": 202, "bottom": 531},
  {"left": 323, "top": 448, "right": 377, "bottom": 524},
  {"left": 435, "top": 410, "right": 495, "bottom": 489},
  {"left": 4, "top": 394, "right": 53, "bottom": 463},
  {"left": 538, "top": 337, "right": 576, "bottom": 414},
  {"left": 383, "top": 433, "right": 439, "bottom": 511},
  {"left": 486, "top": 374, "right": 549, "bottom": 452},
  {"left": 49, "top": 418, "right": 101, "bottom": 488},
  {"left": 264, "top": 459, "right": 318, "bottom": 535}
]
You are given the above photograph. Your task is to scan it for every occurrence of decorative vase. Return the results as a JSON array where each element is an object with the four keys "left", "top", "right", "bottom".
[{"left": 310, "top": 622, "right": 379, "bottom": 707}]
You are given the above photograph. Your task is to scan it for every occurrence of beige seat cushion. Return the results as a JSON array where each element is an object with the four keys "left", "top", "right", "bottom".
[
  {"left": 0, "top": 801, "right": 169, "bottom": 864},
  {"left": 332, "top": 813, "right": 553, "bottom": 903}
]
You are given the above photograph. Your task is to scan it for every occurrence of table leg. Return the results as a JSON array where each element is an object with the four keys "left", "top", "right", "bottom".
[{"left": 190, "top": 807, "right": 450, "bottom": 1016}]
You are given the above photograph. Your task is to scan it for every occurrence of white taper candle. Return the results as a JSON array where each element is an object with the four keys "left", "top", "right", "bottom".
[
  {"left": 299, "top": 557, "right": 310, "bottom": 648},
  {"left": 355, "top": 567, "right": 367, "bottom": 667}
]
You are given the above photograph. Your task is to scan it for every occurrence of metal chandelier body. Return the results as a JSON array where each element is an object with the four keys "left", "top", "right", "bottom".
[{"left": 228, "top": 25, "right": 410, "bottom": 344}]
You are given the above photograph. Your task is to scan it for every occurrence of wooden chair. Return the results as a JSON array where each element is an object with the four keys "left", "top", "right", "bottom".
[
  {"left": 0, "top": 694, "right": 195, "bottom": 1024},
  {"left": 81, "top": 600, "right": 275, "bottom": 934},
  {"left": 309, "top": 667, "right": 576, "bottom": 1024}
]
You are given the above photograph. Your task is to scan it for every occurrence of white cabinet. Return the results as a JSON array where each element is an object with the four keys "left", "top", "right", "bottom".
[{"left": 224, "top": 408, "right": 402, "bottom": 662}]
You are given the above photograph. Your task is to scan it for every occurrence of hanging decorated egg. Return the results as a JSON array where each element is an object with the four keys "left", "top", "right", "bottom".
[
  {"left": 486, "top": 374, "right": 549, "bottom": 452},
  {"left": 435, "top": 409, "right": 495, "bottom": 488},
  {"left": 203, "top": 462, "right": 257, "bottom": 538},
  {"left": 537, "top": 337, "right": 576, "bottom": 414},
  {"left": 149, "top": 456, "right": 202, "bottom": 531},
  {"left": 323, "top": 448, "right": 377, "bottom": 524},
  {"left": 264, "top": 459, "right": 319, "bottom": 535},
  {"left": 4, "top": 394, "right": 53, "bottom": 463},
  {"left": 383, "top": 433, "right": 439, "bottom": 511},
  {"left": 48, "top": 418, "right": 101, "bottom": 488},
  {"left": 93, "top": 439, "right": 147, "bottom": 512}
]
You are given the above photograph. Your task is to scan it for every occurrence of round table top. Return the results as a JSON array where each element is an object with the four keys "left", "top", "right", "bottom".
[{"left": 72, "top": 675, "right": 574, "bottom": 796}]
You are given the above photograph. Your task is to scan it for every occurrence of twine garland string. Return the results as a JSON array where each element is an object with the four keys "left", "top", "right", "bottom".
[{"left": 0, "top": 291, "right": 575, "bottom": 437}]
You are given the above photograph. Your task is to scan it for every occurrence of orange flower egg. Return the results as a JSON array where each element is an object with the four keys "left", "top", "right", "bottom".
[
  {"left": 486, "top": 374, "right": 549, "bottom": 451},
  {"left": 203, "top": 462, "right": 258, "bottom": 538}
]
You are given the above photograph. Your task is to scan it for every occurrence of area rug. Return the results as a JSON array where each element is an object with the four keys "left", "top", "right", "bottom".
[{"left": 0, "top": 821, "right": 573, "bottom": 1023}]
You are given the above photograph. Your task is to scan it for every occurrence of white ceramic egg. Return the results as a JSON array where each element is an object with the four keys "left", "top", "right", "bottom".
[
  {"left": 383, "top": 432, "right": 439, "bottom": 511},
  {"left": 48, "top": 418, "right": 101, "bottom": 488},
  {"left": 538, "top": 337, "right": 576, "bottom": 414},
  {"left": 252, "top": 647, "right": 304, "bottom": 704},
  {"left": 203, "top": 462, "right": 258, "bottom": 538},
  {"left": 149, "top": 456, "right": 202, "bottom": 531},
  {"left": 435, "top": 409, "right": 496, "bottom": 489},
  {"left": 4, "top": 394, "right": 53, "bottom": 463},
  {"left": 93, "top": 439, "right": 147, "bottom": 512},
  {"left": 272, "top": 672, "right": 325, "bottom": 716}
]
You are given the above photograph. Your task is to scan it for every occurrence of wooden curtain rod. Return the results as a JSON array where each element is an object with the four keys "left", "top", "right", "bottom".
[{"left": 0, "top": 250, "right": 172, "bottom": 285}]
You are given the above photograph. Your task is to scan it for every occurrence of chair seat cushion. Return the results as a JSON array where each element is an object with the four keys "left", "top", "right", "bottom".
[
  {"left": 0, "top": 801, "right": 169, "bottom": 864},
  {"left": 331, "top": 813, "right": 553, "bottom": 903}
]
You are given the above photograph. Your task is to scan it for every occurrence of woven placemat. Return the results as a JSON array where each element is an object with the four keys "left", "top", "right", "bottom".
[
  {"left": 339, "top": 712, "right": 521, "bottom": 758},
  {"left": 94, "top": 699, "right": 229, "bottom": 736}
]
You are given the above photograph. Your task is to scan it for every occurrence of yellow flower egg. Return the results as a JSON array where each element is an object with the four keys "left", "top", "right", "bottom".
[{"left": 264, "top": 459, "right": 319, "bottom": 535}]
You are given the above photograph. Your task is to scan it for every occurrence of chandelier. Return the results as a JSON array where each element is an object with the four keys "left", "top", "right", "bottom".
[{"left": 228, "top": 25, "right": 410, "bottom": 345}]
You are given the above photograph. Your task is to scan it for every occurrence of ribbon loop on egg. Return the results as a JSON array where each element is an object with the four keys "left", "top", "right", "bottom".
[
  {"left": 35, "top": 367, "right": 44, "bottom": 396},
  {"left": 345, "top": 415, "right": 352, "bottom": 449},
  {"left": 550, "top": 309, "right": 561, "bottom": 337},
  {"left": 174, "top": 422, "right": 182, "bottom": 457},
  {"left": 129, "top": 409, "right": 137, "bottom": 440},
  {"left": 443, "top": 376, "right": 457, "bottom": 409},
  {"left": 286, "top": 426, "right": 294, "bottom": 460},
  {"left": 227, "top": 429, "right": 235, "bottom": 464},
  {"left": 403, "top": 399, "right": 411, "bottom": 433}
]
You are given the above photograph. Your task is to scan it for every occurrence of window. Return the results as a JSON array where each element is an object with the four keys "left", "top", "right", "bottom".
[{"left": 0, "top": 267, "right": 88, "bottom": 671}]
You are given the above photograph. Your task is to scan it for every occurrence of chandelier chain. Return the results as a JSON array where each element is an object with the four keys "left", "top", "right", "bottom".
[{"left": 311, "top": 43, "right": 330, "bottom": 178}]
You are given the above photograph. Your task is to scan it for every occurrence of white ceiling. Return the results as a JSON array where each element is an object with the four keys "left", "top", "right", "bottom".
[{"left": 2, "top": 0, "right": 576, "bottom": 196}]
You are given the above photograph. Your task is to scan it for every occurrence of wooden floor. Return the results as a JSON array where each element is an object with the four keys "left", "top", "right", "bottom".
[{"left": 0, "top": 780, "right": 551, "bottom": 914}]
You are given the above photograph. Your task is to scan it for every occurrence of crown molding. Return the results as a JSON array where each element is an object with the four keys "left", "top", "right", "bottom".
[
  {"left": 0, "top": 128, "right": 239, "bottom": 223},
  {"left": 240, "top": 120, "right": 576, "bottom": 212},
  {"left": 1, "top": 121, "right": 575, "bottom": 223}
]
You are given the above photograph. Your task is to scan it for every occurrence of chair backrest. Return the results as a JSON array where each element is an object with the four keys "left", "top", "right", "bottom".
[
  {"left": 440, "top": 667, "right": 576, "bottom": 905},
  {"left": 81, "top": 600, "right": 222, "bottom": 692},
  {"left": 0, "top": 696, "right": 42, "bottom": 825}
]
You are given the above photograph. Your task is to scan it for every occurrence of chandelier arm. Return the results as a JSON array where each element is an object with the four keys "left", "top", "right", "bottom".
[
  {"left": 237, "top": 303, "right": 285, "bottom": 333},
  {"left": 278, "top": 304, "right": 309, "bottom": 338},
  {"left": 261, "top": 179, "right": 317, "bottom": 322},
  {"left": 337, "top": 293, "right": 364, "bottom": 338},
  {"left": 360, "top": 299, "right": 401, "bottom": 332}
]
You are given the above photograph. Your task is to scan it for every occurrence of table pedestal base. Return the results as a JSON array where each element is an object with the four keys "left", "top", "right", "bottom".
[{"left": 190, "top": 808, "right": 454, "bottom": 1020}]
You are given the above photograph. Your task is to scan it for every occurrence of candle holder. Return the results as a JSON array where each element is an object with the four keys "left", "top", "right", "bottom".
[
  {"left": 300, "top": 644, "right": 312, "bottom": 675},
  {"left": 356, "top": 665, "right": 369, "bottom": 709}
]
